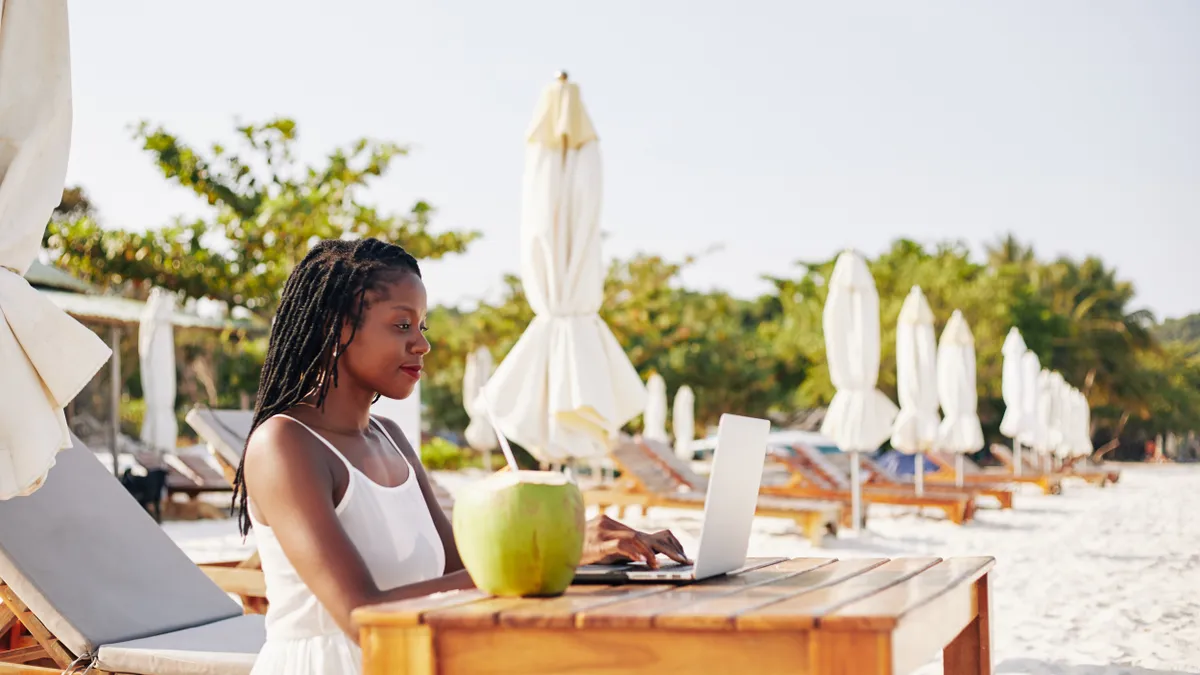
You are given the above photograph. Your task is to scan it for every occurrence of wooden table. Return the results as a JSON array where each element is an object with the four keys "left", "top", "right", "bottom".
[{"left": 353, "top": 556, "right": 994, "bottom": 675}]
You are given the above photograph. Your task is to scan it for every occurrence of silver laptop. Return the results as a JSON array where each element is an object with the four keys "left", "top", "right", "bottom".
[{"left": 574, "top": 413, "right": 776, "bottom": 583}]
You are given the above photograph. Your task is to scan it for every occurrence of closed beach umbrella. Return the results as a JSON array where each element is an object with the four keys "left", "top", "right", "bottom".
[
  {"left": 936, "top": 310, "right": 984, "bottom": 486},
  {"left": 672, "top": 385, "right": 695, "bottom": 461},
  {"left": 482, "top": 74, "right": 646, "bottom": 462},
  {"left": 462, "top": 347, "right": 498, "bottom": 467},
  {"left": 819, "top": 250, "right": 898, "bottom": 531},
  {"left": 1000, "top": 328, "right": 1027, "bottom": 475},
  {"left": 0, "top": 0, "right": 112, "bottom": 499},
  {"left": 890, "top": 286, "right": 939, "bottom": 495},
  {"left": 138, "top": 288, "right": 178, "bottom": 454},
  {"left": 1017, "top": 351, "right": 1044, "bottom": 471},
  {"left": 642, "top": 373, "right": 669, "bottom": 444}
]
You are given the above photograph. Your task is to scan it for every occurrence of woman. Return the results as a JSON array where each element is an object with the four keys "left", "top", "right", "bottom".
[{"left": 235, "top": 238, "right": 688, "bottom": 674}]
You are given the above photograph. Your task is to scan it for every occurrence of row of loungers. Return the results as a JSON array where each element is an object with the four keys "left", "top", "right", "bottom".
[{"left": 0, "top": 409, "right": 1114, "bottom": 673}]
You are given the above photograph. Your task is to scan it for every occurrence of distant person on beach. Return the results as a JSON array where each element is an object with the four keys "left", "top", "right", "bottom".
[{"left": 233, "top": 238, "right": 688, "bottom": 675}]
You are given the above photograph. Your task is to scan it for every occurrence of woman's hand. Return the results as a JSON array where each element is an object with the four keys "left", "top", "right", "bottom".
[{"left": 580, "top": 514, "right": 690, "bottom": 569}]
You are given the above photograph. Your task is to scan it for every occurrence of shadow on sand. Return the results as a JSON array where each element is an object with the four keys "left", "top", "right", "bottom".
[{"left": 996, "top": 658, "right": 1198, "bottom": 675}]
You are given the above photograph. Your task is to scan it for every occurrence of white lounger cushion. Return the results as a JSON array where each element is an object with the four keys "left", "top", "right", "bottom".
[
  {"left": 96, "top": 614, "right": 264, "bottom": 675},
  {"left": 0, "top": 437, "right": 255, "bottom": 669}
]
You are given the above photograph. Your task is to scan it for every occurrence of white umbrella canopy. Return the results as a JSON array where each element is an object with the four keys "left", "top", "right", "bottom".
[
  {"left": 935, "top": 310, "right": 985, "bottom": 456},
  {"left": 819, "top": 250, "right": 898, "bottom": 531},
  {"left": 462, "top": 347, "right": 498, "bottom": 454},
  {"left": 1049, "top": 372, "right": 1071, "bottom": 460},
  {"left": 999, "top": 328, "right": 1027, "bottom": 439},
  {"left": 642, "top": 373, "right": 669, "bottom": 444},
  {"left": 819, "top": 250, "right": 899, "bottom": 451},
  {"left": 1074, "top": 390, "right": 1095, "bottom": 458},
  {"left": 672, "top": 384, "right": 695, "bottom": 461},
  {"left": 890, "top": 286, "right": 938, "bottom": 495},
  {"left": 0, "top": 0, "right": 112, "bottom": 499},
  {"left": 1034, "top": 369, "right": 1056, "bottom": 463},
  {"left": 1017, "top": 351, "right": 1045, "bottom": 454},
  {"left": 891, "top": 286, "right": 940, "bottom": 452},
  {"left": 138, "top": 288, "right": 178, "bottom": 453},
  {"left": 482, "top": 74, "right": 647, "bottom": 463}
]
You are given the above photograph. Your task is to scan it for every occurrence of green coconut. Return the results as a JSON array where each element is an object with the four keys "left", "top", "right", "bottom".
[{"left": 452, "top": 469, "right": 585, "bottom": 597}]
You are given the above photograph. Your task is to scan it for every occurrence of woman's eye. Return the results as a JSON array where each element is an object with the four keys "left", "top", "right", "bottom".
[
  {"left": 420, "top": 325, "right": 429, "bottom": 333},
  {"left": 397, "top": 323, "right": 410, "bottom": 330}
]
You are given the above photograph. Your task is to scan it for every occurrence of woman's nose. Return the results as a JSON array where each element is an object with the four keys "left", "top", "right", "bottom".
[{"left": 412, "top": 333, "right": 431, "bottom": 355}]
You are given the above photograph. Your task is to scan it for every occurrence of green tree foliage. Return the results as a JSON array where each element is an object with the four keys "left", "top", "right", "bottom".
[{"left": 44, "top": 118, "right": 479, "bottom": 319}]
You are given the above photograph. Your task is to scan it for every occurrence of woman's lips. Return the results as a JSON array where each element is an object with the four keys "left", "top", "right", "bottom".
[{"left": 400, "top": 365, "right": 423, "bottom": 380}]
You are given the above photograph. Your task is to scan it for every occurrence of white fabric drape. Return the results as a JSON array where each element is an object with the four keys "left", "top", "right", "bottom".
[
  {"left": 890, "top": 286, "right": 939, "bottom": 453},
  {"left": 672, "top": 384, "right": 695, "bottom": 461},
  {"left": 819, "top": 250, "right": 898, "bottom": 451},
  {"left": 462, "top": 347, "right": 498, "bottom": 453},
  {"left": 1075, "top": 390, "right": 1094, "bottom": 458},
  {"left": 481, "top": 77, "right": 646, "bottom": 462},
  {"left": 642, "top": 373, "right": 669, "bottom": 444},
  {"left": 1018, "top": 351, "right": 1045, "bottom": 452},
  {"left": 999, "top": 328, "right": 1027, "bottom": 439},
  {"left": 0, "top": 0, "right": 112, "bottom": 499},
  {"left": 1034, "top": 369, "right": 1055, "bottom": 458},
  {"left": 1049, "top": 372, "right": 1070, "bottom": 459},
  {"left": 935, "top": 310, "right": 984, "bottom": 454},
  {"left": 138, "top": 288, "right": 178, "bottom": 453}
]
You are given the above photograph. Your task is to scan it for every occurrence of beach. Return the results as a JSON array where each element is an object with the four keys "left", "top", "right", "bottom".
[{"left": 164, "top": 463, "right": 1200, "bottom": 674}]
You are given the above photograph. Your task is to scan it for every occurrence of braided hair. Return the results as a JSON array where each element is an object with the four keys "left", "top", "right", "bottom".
[{"left": 232, "top": 238, "right": 421, "bottom": 535}]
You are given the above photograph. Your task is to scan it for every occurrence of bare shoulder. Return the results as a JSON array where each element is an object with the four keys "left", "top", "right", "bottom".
[{"left": 244, "top": 415, "right": 336, "bottom": 510}]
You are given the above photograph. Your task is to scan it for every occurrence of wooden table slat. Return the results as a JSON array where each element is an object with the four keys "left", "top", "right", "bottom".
[
  {"left": 821, "top": 556, "right": 996, "bottom": 631},
  {"left": 498, "top": 584, "right": 676, "bottom": 628},
  {"left": 423, "top": 585, "right": 615, "bottom": 629},
  {"left": 575, "top": 557, "right": 833, "bottom": 629},
  {"left": 352, "top": 589, "right": 489, "bottom": 628},
  {"left": 736, "top": 557, "right": 943, "bottom": 630},
  {"left": 655, "top": 558, "right": 889, "bottom": 630}
]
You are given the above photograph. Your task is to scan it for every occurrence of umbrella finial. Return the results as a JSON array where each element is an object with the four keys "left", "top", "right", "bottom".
[{"left": 557, "top": 70, "right": 569, "bottom": 82}]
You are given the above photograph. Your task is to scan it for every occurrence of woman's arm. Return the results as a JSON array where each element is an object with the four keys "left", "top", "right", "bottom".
[
  {"left": 244, "top": 417, "right": 473, "bottom": 643},
  {"left": 377, "top": 417, "right": 464, "bottom": 572}
]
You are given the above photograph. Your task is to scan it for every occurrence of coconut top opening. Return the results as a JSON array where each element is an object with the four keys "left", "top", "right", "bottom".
[{"left": 487, "top": 470, "right": 575, "bottom": 488}]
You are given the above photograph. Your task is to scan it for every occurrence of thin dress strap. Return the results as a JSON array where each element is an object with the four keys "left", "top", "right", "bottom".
[
  {"left": 273, "top": 413, "right": 357, "bottom": 473},
  {"left": 369, "top": 415, "right": 412, "bottom": 469}
]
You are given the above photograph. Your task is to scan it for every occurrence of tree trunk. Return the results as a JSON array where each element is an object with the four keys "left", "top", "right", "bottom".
[{"left": 1093, "top": 410, "right": 1131, "bottom": 460}]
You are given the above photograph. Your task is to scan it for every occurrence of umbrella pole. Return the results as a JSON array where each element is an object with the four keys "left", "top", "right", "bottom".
[
  {"left": 915, "top": 454, "right": 924, "bottom": 497},
  {"left": 109, "top": 326, "right": 122, "bottom": 478},
  {"left": 850, "top": 451, "right": 862, "bottom": 533},
  {"left": 955, "top": 454, "right": 964, "bottom": 488},
  {"left": 1014, "top": 440, "right": 1023, "bottom": 477}
]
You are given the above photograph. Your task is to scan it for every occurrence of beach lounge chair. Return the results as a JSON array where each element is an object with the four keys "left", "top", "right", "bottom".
[
  {"left": 763, "top": 444, "right": 979, "bottom": 525},
  {"left": 854, "top": 452, "right": 1016, "bottom": 509},
  {"left": 185, "top": 406, "right": 456, "bottom": 517},
  {"left": 990, "top": 444, "right": 1118, "bottom": 486},
  {"left": 0, "top": 437, "right": 264, "bottom": 674},
  {"left": 585, "top": 437, "right": 844, "bottom": 547},
  {"left": 924, "top": 450, "right": 1062, "bottom": 495}
]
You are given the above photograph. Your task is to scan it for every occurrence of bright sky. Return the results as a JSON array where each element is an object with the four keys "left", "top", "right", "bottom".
[{"left": 65, "top": 1, "right": 1200, "bottom": 319}]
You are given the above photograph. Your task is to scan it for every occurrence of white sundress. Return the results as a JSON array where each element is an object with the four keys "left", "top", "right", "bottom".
[{"left": 248, "top": 414, "right": 446, "bottom": 675}]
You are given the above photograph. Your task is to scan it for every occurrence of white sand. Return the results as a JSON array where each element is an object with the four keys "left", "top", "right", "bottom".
[{"left": 164, "top": 464, "right": 1200, "bottom": 674}]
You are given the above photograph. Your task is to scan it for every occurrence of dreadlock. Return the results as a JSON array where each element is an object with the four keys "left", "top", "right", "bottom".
[{"left": 232, "top": 238, "right": 421, "bottom": 536}]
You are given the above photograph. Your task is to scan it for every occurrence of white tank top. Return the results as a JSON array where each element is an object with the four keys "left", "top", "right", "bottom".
[{"left": 249, "top": 414, "right": 446, "bottom": 640}]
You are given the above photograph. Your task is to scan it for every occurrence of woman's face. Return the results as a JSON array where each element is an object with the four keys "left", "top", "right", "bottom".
[{"left": 338, "top": 271, "right": 430, "bottom": 400}]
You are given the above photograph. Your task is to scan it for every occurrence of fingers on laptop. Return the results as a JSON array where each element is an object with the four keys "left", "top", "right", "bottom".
[{"left": 652, "top": 530, "right": 691, "bottom": 564}]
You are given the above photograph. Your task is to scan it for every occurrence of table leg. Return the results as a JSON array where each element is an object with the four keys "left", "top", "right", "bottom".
[{"left": 942, "top": 573, "right": 992, "bottom": 674}]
